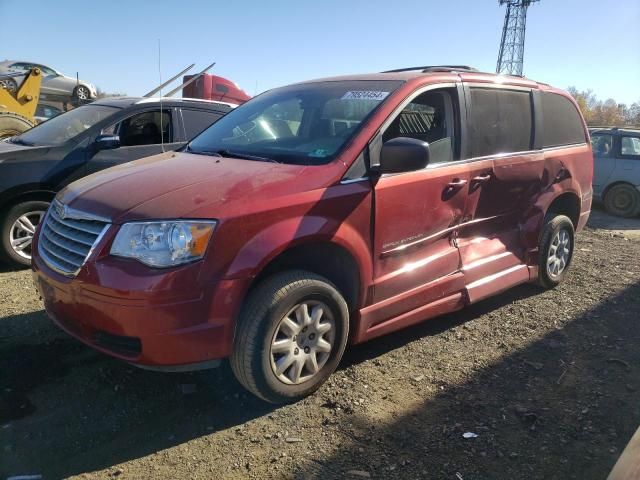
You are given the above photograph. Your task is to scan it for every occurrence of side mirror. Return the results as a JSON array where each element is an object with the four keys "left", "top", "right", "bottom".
[
  {"left": 378, "top": 137, "right": 430, "bottom": 174},
  {"left": 94, "top": 134, "right": 120, "bottom": 151}
]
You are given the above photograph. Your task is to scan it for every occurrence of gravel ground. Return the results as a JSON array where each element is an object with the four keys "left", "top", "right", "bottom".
[{"left": 1, "top": 209, "right": 639, "bottom": 480}]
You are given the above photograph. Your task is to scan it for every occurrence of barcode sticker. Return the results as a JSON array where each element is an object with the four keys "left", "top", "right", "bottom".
[{"left": 341, "top": 91, "right": 390, "bottom": 101}]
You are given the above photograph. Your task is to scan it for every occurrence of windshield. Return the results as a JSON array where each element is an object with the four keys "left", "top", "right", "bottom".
[
  {"left": 187, "top": 80, "right": 403, "bottom": 165},
  {"left": 14, "top": 104, "right": 119, "bottom": 146}
]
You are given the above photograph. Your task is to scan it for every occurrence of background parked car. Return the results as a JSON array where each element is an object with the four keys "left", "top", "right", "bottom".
[
  {"left": 34, "top": 103, "right": 64, "bottom": 123},
  {"left": 590, "top": 127, "right": 640, "bottom": 217},
  {"left": 0, "top": 60, "right": 97, "bottom": 100},
  {"left": 0, "top": 96, "right": 234, "bottom": 266}
]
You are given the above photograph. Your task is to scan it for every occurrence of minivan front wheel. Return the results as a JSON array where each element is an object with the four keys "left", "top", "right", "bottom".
[
  {"left": 537, "top": 214, "right": 574, "bottom": 289},
  {"left": 604, "top": 184, "right": 640, "bottom": 218},
  {"left": 231, "top": 271, "right": 349, "bottom": 403}
]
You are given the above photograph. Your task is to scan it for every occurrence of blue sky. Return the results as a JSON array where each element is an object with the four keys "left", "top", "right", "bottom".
[{"left": 1, "top": 0, "right": 638, "bottom": 104}]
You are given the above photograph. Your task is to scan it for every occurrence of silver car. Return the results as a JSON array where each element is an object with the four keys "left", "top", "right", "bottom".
[
  {"left": 591, "top": 127, "right": 640, "bottom": 217},
  {"left": 0, "top": 60, "right": 97, "bottom": 100}
]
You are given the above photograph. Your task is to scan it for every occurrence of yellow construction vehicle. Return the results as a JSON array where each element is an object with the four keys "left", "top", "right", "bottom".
[{"left": 0, "top": 67, "right": 42, "bottom": 138}]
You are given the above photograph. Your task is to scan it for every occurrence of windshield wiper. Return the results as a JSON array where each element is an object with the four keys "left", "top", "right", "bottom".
[
  {"left": 216, "top": 149, "right": 280, "bottom": 163},
  {"left": 184, "top": 145, "right": 280, "bottom": 163}
]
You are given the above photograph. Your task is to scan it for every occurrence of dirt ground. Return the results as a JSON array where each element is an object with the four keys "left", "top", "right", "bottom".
[{"left": 1, "top": 207, "right": 639, "bottom": 480}]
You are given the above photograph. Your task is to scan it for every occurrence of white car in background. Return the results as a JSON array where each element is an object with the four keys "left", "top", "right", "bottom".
[{"left": 0, "top": 60, "right": 97, "bottom": 100}]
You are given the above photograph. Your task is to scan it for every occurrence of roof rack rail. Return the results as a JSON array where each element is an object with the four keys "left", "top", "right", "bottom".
[{"left": 382, "top": 65, "right": 478, "bottom": 73}]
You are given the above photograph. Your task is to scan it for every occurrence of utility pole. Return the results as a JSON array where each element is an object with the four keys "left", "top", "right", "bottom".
[{"left": 496, "top": 0, "right": 539, "bottom": 76}]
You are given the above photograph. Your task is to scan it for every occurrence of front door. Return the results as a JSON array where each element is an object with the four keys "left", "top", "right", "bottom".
[
  {"left": 365, "top": 87, "right": 468, "bottom": 333},
  {"left": 86, "top": 108, "right": 183, "bottom": 175}
]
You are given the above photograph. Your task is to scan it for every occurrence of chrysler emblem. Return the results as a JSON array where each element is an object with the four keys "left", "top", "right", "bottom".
[{"left": 55, "top": 202, "right": 68, "bottom": 220}]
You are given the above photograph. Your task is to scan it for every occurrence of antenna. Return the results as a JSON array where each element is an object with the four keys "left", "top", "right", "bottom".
[
  {"left": 496, "top": 0, "right": 539, "bottom": 76},
  {"left": 158, "top": 39, "right": 165, "bottom": 153}
]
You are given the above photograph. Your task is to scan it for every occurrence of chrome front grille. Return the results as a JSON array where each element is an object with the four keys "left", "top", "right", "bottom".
[{"left": 38, "top": 200, "right": 110, "bottom": 276}]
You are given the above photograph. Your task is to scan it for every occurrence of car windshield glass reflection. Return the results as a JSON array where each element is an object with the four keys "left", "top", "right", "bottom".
[{"left": 187, "top": 80, "right": 403, "bottom": 165}]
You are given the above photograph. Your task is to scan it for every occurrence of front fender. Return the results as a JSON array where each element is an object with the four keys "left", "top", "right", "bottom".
[{"left": 224, "top": 214, "right": 373, "bottom": 304}]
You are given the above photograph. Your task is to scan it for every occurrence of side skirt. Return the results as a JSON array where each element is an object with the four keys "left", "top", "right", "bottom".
[{"left": 352, "top": 264, "right": 531, "bottom": 344}]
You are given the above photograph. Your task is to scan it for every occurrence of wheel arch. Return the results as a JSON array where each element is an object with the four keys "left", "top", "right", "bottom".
[
  {"left": 248, "top": 241, "right": 362, "bottom": 314},
  {"left": 545, "top": 191, "right": 581, "bottom": 228},
  {"left": 0, "top": 185, "right": 56, "bottom": 216}
]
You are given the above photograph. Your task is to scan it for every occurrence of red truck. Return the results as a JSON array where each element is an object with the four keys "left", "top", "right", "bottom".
[
  {"left": 182, "top": 73, "right": 251, "bottom": 105},
  {"left": 32, "top": 66, "right": 593, "bottom": 403}
]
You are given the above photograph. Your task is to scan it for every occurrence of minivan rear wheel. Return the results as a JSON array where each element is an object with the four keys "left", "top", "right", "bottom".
[
  {"left": 604, "top": 184, "right": 640, "bottom": 218},
  {"left": 537, "top": 214, "right": 574, "bottom": 289},
  {"left": 230, "top": 270, "right": 349, "bottom": 404}
]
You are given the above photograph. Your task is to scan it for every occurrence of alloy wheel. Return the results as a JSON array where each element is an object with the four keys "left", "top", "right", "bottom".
[
  {"left": 76, "top": 86, "right": 89, "bottom": 100},
  {"left": 9, "top": 210, "right": 45, "bottom": 260},
  {"left": 546, "top": 228, "right": 571, "bottom": 279},
  {"left": 269, "top": 300, "right": 335, "bottom": 385}
]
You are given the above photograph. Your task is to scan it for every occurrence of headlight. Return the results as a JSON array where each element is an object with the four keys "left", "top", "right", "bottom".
[{"left": 110, "top": 220, "right": 216, "bottom": 267}]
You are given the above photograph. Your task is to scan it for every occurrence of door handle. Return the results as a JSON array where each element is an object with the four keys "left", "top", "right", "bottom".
[
  {"left": 447, "top": 179, "right": 468, "bottom": 188},
  {"left": 472, "top": 174, "right": 492, "bottom": 183},
  {"left": 443, "top": 178, "right": 468, "bottom": 199}
]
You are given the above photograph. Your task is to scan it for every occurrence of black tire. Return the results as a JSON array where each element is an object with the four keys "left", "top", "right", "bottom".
[
  {"left": 230, "top": 270, "right": 349, "bottom": 404},
  {"left": 604, "top": 184, "right": 640, "bottom": 218},
  {"left": 0, "top": 112, "right": 35, "bottom": 139},
  {"left": 1, "top": 201, "right": 50, "bottom": 267},
  {"left": 537, "top": 214, "right": 575, "bottom": 289}
]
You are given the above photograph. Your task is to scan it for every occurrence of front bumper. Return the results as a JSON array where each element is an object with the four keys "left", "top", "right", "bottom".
[{"left": 32, "top": 245, "right": 248, "bottom": 369}]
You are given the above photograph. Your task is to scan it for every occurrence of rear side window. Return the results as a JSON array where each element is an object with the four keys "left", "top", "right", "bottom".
[
  {"left": 621, "top": 136, "right": 640, "bottom": 157},
  {"left": 182, "top": 109, "right": 223, "bottom": 139},
  {"left": 468, "top": 88, "right": 533, "bottom": 158},
  {"left": 541, "top": 92, "right": 586, "bottom": 148}
]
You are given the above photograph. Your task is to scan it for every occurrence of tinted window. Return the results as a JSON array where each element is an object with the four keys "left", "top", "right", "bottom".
[
  {"left": 468, "top": 88, "right": 533, "bottom": 158},
  {"left": 182, "top": 109, "right": 223, "bottom": 139},
  {"left": 187, "top": 80, "right": 403, "bottom": 165},
  {"left": 541, "top": 92, "right": 586, "bottom": 148},
  {"left": 383, "top": 89, "right": 456, "bottom": 164},
  {"left": 118, "top": 110, "right": 172, "bottom": 146}
]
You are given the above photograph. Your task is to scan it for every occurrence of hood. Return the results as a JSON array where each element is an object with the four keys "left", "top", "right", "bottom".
[
  {"left": 0, "top": 141, "right": 54, "bottom": 170},
  {"left": 59, "top": 151, "right": 320, "bottom": 223},
  {"left": 0, "top": 139, "right": 48, "bottom": 156}
]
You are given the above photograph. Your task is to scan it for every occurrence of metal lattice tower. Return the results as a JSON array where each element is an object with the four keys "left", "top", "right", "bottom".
[{"left": 496, "top": 0, "right": 539, "bottom": 76}]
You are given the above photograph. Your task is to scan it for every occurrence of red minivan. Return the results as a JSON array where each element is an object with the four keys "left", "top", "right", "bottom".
[{"left": 32, "top": 66, "right": 593, "bottom": 403}]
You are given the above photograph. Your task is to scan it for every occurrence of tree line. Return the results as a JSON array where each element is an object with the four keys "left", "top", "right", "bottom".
[{"left": 568, "top": 87, "right": 639, "bottom": 127}]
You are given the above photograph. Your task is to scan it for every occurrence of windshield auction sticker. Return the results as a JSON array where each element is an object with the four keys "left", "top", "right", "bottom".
[{"left": 341, "top": 91, "right": 390, "bottom": 101}]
